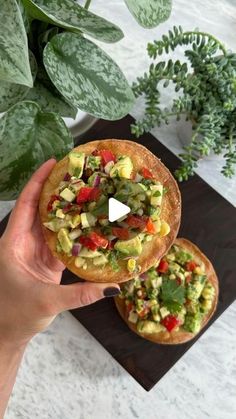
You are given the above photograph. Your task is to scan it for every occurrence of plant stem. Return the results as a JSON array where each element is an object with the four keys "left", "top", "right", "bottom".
[
  {"left": 84, "top": 0, "right": 92, "bottom": 9},
  {"left": 184, "top": 31, "right": 227, "bottom": 56}
]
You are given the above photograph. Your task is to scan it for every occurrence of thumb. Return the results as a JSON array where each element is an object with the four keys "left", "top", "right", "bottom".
[{"left": 44, "top": 282, "right": 121, "bottom": 314}]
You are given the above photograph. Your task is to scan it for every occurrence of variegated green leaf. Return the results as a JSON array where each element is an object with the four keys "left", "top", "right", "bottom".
[
  {"left": 22, "top": 0, "right": 123, "bottom": 43},
  {"left": 25, "top": 79, "right": 77, "bottom": 118},
  {"left": 17, "top": 0, "right": 31, "bottom": 33},
  {"left": 0, "top": 101, "right": 73, "bottom": 200},
  {"left": 124, "top": 0, "right": 172, "bottom": 28},
  {"left": 0, "top": 51, "right": 37, "bottom": 113},
  {"left": 43, "top": 33, "right": 135, "bottom": 120},
  {"left": 0, "top": 0, "right": 33, "bottom": 86}
]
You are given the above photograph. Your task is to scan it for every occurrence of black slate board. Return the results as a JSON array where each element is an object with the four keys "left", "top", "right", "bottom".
[{"left": 0, "top": 115, "right": 235, "bottom": 391}]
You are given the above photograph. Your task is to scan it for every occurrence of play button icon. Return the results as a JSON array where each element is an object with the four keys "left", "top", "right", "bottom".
[{"left": 108, "top": 198, "right": 130, "bottom": 222}]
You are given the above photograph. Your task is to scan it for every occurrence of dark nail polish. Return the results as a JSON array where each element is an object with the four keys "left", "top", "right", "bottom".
[{"left": 103, "top": 287, "right": 120, "bottom": 297}]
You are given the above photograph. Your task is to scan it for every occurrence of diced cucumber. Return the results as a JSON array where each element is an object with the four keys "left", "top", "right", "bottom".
[
  {"left": 60, "top": 188, "right": 75, "bottom": 202},
  {"left": 57, "top": 228, "right": 73, "bottom": 254},
  {"left": 160, "top": 306, "right": 170, "bottom": 318},
  {"left": 75, "top": 256, "right": 86, "bottom": 268},
  {"left": 128, "top": 311, "right": 138, "bottom": 324},
  {"left": 150, "top": 184, "right": 163, "bottom": 206},
  {"left": 93, "top": 254, "right": 108, "bottom": 266},
  {"left": 80, "top": 212, "right": 97, "bottom": 228},
  {"left": 69, "top": 229, "right": 82, "bottom": 240},
  {"left": 69, "top": 214, "right": 81, "bottom": 228},
  {"left": 56, "top": 209, "right": 65, "bottom": 219},
  {"left": 79, "top": 248, "right": 102, "bottom": 258}
]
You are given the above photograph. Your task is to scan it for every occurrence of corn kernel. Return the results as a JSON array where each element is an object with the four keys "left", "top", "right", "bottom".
[
  {"left": 159, "top": 220, "right": 170, "bottom": 237},
  {"left": 127, "top": 258, "right": 137, "bottom": 273}
]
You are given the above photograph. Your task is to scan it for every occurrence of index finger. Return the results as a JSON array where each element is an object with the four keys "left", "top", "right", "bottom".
[{"left": 5, "top": 159, "right": 56, "bottom": 236}]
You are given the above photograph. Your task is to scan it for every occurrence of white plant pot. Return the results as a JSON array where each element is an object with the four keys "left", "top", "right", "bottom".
[
  {"left": 63, "top": 110, "right": 97, "bottom": 138},
  {"left": 176, "top": 117, "right": 224, "bottom": 162}
]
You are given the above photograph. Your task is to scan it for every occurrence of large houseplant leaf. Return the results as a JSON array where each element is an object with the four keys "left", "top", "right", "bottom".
[
  {"left": 25, "top": 79, "right": 77, "bottom": 118},
  {"left": 22, "top": 0, "right": 124, "bottom": 43},
  {"left": 43, "top": 33, "right": 135, "bottom": 120},
  {"left": 0, "top": 101, "right": 73, "bottom": 200},
  {"left": 17, "top": 0, "right": 31, "bottom": 33},
  {"left": 124, "top": 0, "right": 172, "bottom": 28},
  {"left": 0, "top": 51, "right": 37, "bottom": 113},
  {"left": 0, "top": 0, "right": 33, "bottom": 86}
]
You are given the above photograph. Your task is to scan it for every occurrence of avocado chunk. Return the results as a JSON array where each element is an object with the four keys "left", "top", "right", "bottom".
[
  {"left": 137, "top": 320, "right": 164, "bottom": 334},
  {"left": 59, "top": 188, "right": 75, "bottom": 202},
  {"left": 110, "top": 156, "right": 133, "bottom": 179},
  {"left": 57, "top": 228, "right": 73, "bottom": 254},
  {"left": 68, "top": 151, "right": 85, "bottom": 178},
  {"left": 183, "top": 312, "right": 202, "bottom": 334},
  {"left": 114, "top": 235, "right": 142, "bottom": 256}
]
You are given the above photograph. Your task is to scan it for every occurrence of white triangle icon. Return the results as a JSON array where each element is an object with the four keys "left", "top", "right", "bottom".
[{"left": 108, "top": 198, "right": 130, "bottom": 222}]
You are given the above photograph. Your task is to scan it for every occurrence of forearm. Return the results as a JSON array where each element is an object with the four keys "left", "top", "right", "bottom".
[{"left": 0, "top": 341, "right": 26, "bottom": 418}]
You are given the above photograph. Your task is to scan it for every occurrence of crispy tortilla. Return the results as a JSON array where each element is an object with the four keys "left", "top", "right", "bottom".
[
  {"left": 114, "top": 238, "right": 219, "bottom": 344},
  {"left": 39, "top": 139, "right": 181, "bottom": 283}
]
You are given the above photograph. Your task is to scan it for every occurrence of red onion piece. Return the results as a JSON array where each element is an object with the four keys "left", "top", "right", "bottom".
[
  {"left": 93, "top": 175, "right": 101, "bottom": 187},
  {"left": 63, "top": 172, "right": 71, "bottom": 181},
  {"left": 140, "top": 272, "right": 148, "bottom": 280},
  {"left": 72, "top": 243, "right": 82, "bottom": 256}
]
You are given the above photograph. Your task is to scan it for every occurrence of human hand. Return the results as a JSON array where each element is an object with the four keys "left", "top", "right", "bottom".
[{"left": 0, "top": 159, "right": 120, "bottom": 349}]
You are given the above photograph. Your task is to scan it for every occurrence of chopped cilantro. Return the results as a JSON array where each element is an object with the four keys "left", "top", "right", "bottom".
[{"left": 161, "top": 278, "right": 185, "bottom": 307}]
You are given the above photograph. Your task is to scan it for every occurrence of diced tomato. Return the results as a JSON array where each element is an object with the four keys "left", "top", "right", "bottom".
[
  {"left": 79, "top": 236, "right": 98, "bottom": 251},
  {"left": 126, "top": 302, "right": 134, "bottom": 314},
  {"left": 138, "top": 306, "right": 150, "bottom": 318},
  {"left": 47, "top": 195, "right": 61, "bottom": 212},
  {"left": 161, "top": 315, "right": 180, "bottom": 332},
  {"left": 97, "top": 150, "right": 116, "bottom": 165},
  {"left": 89, "top": 187, "right": 101, "bottom": 201},
  {"left": 185, "top": 260, "right": 197, "bottom": 272},
  {"left": 112, "top": 227, "right": 129, "bottom": 240},
  {"left": 185, "top": 274, "right": 192, "bottom": 284},
  {"left": 176, "top": 277, "right": 182, "bottom": 286},
  {"left": 157, "top": 259, "right": 169, "bottom": 273},
  {"left": 146, "top": 218, "right": 156, "bottom": 234},
  {"left": 89, "top": 232, "right": 108, "bottom": 249},
  {"left": 141, "top": 167, "right": 154, "bottom": 179},
  {"left": 126, "top": 214, "right": 147, "bottom": 230},
  {"left": 76, "top": 187, "right": 101, "bottom": 204}
]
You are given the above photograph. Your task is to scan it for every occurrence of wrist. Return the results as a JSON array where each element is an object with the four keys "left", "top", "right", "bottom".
[{"left": 0, "top": 331, "right": 29, "bottom": 354}]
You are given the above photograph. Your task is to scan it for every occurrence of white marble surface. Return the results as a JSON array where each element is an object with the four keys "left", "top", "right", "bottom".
[{"left": 1, "top": 0, "right": 236, "bottom": 418}]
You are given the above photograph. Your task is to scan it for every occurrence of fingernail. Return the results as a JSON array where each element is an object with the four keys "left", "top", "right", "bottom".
[{"left": 103, "top": 287, "right": 120, "bottom": 297}]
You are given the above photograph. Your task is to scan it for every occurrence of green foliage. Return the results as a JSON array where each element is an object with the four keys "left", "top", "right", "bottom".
[
  {"left": 0, "top": 0, "right": 172, "bottom": 200},
  {"left": 124, "top": 0, "right": 172, "bottom": 28},
  {"left": 132, "top": 26, "right": 236, "bottom": 180},
  {"left": 0, "top": 101, "right": 73, "bottom": 200},
  {"left": 43, "top": 32, "right": 135, "bottom": 120},
  {"left": 0, "top": 0, "right": 33, "bottom": 86}
]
